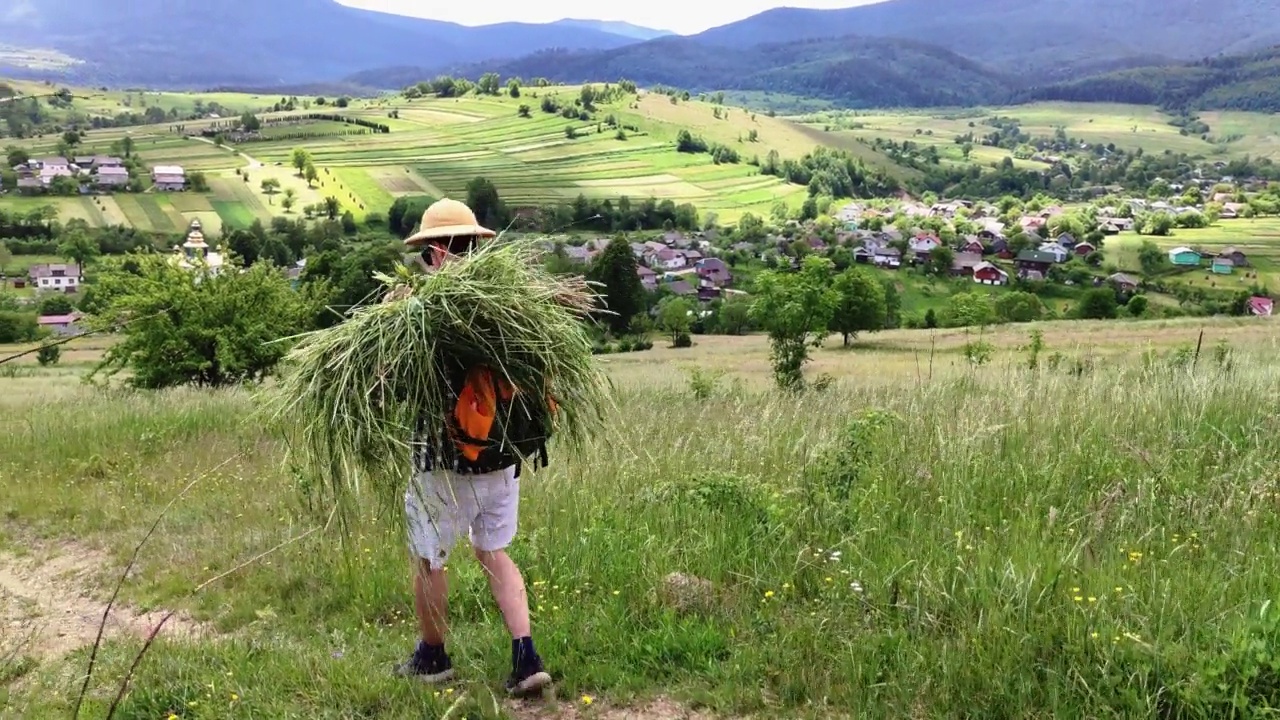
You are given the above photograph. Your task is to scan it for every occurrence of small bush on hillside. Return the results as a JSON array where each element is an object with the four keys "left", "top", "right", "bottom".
[
  {"left": 686, "top": 366, "right": 724, "bottom": 400},
  {"left": 673, "top": 332, "right": 692, "bottom": 348},
  {"left": 35, "top": 344, "right": 60, "bottom": 366}
]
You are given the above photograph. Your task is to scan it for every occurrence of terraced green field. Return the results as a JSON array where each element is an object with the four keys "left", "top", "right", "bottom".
[{"left": 803, "top": 102, "right": 1280, "bottom": 165}]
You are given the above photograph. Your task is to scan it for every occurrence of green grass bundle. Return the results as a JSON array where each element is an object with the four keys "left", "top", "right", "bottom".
[{"left": 265, "top": 238, "right": 612, "bottom": 528}]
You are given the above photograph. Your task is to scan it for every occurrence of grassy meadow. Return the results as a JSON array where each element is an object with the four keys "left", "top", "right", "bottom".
[
  {"left": 5, "top": 317, "right": 1280, "bottom": 718},
  {"left": 802, "top": 101, "right": 1280, "bottom": 167}
]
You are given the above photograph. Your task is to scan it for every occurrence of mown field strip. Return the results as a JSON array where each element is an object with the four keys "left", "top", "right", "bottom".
[
  {"left": 331, "top": 167, "right": 395, "bottom": 212},
  {"left": 112, "top": 194, "right": 154, "bottom": 230}
]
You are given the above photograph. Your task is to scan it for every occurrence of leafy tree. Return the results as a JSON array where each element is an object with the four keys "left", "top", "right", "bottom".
[
  {"left": 304, "top": 162, "right": 319, "bottom": 187},
  {"left": 993, "top": 291, "right": 1046, "bottom": 323},
  {"left": 323, "top": 196, "right": 341, "bottom": 220},
  {"left": 587, "top": 238, "right": 644, "bottom": 334},
  {"left": 281, "top": 188, "right": 297, "bottom": 213},
  {"left": 1076, "top": 288, "right": 1119, "bottom": 319},
  {"left": 881, "top": 279, "right": 901, "bottom": 329},
  {"left": 924, "top": 246, "right": 955, "bottom": 277},
  {"left": 508, "top": 79, "right": 521, "bottom": 98},
  {"left": 943, "top": 292, "right": 995, "bottom": 328},
  {"left": 341, "top": 210, "right": 357, "bottom": 234},
  {"left": 261, "top": 178, "right": 281, "bottom": 198},
  {"left": 477, "top": 73, "right": 502, "bottom": 95},
  {"left": 301, "top": 242, "right": 404, "bottom": 327},
  {"left": 750, "top": 255, "right": 839, "bottom": 391},
  {"left": 1137, "top": 240, "right": 1167, "bottom": 276},
  {"left": 59, "top": 227, "right": 99, "bottom": 273},
  {"left": 37, "top": 294, "right": 74, "bottom": 315},
  {"left": 518, "top": 104, "right": 531, "bottom": 118},
  {"left": 36, "top": 343, "right": 60, "bottom": 366},
  {"left": 6, "top": 146, "right": 29, "bottom": 168},
  {"left": 465, "top": 177, "right": 509, "bottom": 231},
  {"left": 828, "top": 267, "right": 887, "bottom": 346},
  {"left": 717, "top": 297, "right": 752, "bottom": 335},
  {"left": 89, "top": 255, "right": 321, "bottom": 388},
  {"left": 227, "top": 229, "right": 262, "bottom": 267},
  {"left": 187, "top": 171, "right": 210, "bottom": 192},
  {"left": 0, "top": 312, "right": 38, "bottom": 343},
  {"left": 291, "top": 147, "right": 312, "bottom": 176},
  {"left": 657, "top": 296, "right": 695, "bottom": 347},
  {"left": 1127, "top": 294, "right": 1149, "bottom": 317}
]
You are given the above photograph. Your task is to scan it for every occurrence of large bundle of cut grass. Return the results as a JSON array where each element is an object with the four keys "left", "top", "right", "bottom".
[{"left": 265, "top": 238, "right": 611, "bottom": 527}]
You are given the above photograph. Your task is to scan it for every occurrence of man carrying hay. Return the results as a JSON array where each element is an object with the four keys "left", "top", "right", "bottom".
[{"left": 388, "top": 198, "right": 553, "bottom": 697}]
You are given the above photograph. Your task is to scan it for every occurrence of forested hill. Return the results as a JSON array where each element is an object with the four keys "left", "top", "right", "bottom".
[
  {"left": 396, "top": 35, "right": 1014, "bottom": 109},
  {"left": 1020, "top": 46, "right": 1280, "bottom": 112}
]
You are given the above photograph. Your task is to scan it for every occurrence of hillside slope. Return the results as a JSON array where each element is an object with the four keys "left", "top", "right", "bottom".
[
  {"left": 1020, "top": 46, "right": 1280, "bottom": 112},
  {"left": 0, "top": 0, "right": 643, "bottom": 87},
  {"left": 389, "top": 35, "right": 1014, "bottom": 109},
  {"left": 691, "top": 0, "right": 1280, "bottom": 78}
]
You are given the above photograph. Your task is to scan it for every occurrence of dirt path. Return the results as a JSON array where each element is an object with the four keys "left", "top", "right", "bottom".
[
  {"left": 189, "top": 135, "right": 263, "bottom": 169},
  {"left": 509, "top": 697, "right": 717, "bottom": 720},
  {"left": 0, "top": 541, "right": 208, "bottom": 661}
]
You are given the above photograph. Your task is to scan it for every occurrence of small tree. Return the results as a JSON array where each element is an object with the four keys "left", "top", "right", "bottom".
[
  {"left": 1076, "top": 288, "right": 1119, "bottom": 319},
  {"left": 750, "top": 255, "right": 839, "bottom": 391},
  {"left": 587, "top": 238, "right": 644, "bottom": 334},
  {"left": 282, "top": 188, "right": 297, "bottom": 213},
  {"left": 828, "top": 267, "right": 886, "bottom": 346},
  {"left": 88, "top": 255, "right": 321, "bottom": 388},
  {"left": 36, "top": 343, "right": 61, "bottom": 367},
  {"left": 657, "top": 296, "right": 695, "bottom": 348}
]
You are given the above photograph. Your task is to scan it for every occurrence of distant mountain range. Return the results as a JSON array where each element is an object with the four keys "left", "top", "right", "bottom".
[
  {"left": 0, "top": 0, "right": 662, "bottom": 87},
  {"left": 4, "top": 0, "right": 1280, "bottom": 112}
]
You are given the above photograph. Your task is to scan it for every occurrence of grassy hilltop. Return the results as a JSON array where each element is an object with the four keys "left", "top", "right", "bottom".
[{"left": 6, "top": 319, "right": 1280, "bottom": 718}]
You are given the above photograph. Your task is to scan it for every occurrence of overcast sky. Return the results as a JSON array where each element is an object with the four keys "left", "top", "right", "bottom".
[{"left": 336, "top": 0, "right": 883, "bottom": 35}]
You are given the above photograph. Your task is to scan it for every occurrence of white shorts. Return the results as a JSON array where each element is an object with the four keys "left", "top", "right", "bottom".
[{"left": 405, "top": 466, "right": 520, "bottom": 569}]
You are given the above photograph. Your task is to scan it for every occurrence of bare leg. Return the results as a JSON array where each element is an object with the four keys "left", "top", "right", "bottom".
[
  {"left": 474, "top": 549, "right": 530, "bottom": 637},
  {"left": 414, "top": 559, "right": 449, "bottom": 645}
]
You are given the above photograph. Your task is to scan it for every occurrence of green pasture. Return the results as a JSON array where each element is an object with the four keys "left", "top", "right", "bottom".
[
  {"left": 0, "top": 195, "right": 104, "bottom": 227},
  {"left": 807, "top": 102, "right": 1280, "bottom": 161}
]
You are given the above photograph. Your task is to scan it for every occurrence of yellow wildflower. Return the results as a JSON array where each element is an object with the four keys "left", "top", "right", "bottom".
[
  {"left": 582, "top": 695, "right": 595, "bottom": 705},
  {"left": 764, "top": 590, "right": 775, "bottom": 598}
]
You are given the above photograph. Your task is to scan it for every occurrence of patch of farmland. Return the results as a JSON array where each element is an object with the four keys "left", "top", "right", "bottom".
[
  {"left": 112, "top": 194, "right": 156, "bottom": 230},
  {"left": 698, "top": 175, "right": 781, "bottom": 192},
  {"left": 182, "top": 211, "right": 223, "bottom": 237},
  {"left": 207, "top": 178, "right": 271, "bottom": 222},
  {"left": 574, "top": 174, "right": 685, "bottom": 188},
  {"left": 723, "top": 185, "right": 801, "bottom": 206},
  {"left": 396, "top": 108, "right": 488, "bottom": 124},
  {"left": 330, "top": 167, "right": 395, "bottom": 214},
  {"left": 136, "top": 195, "right": 179, "bottom": 232},
  {"left": 167, "top": 193, "right": 215, "bottom": 213},
  {"left": 211, "top": 201, "right": 255, "bottom": 229},
  {"left": 93, "top": 196, "right": 130, "bottom": 227},
  {"left": 509, "top": 140, "right": 665, "bottom": 163},
  {"left": 368, "top": 167, "right": 434, "bottom": 195},
  {"left": 149, "top": 194, "right": 190, "bottom": 231}
]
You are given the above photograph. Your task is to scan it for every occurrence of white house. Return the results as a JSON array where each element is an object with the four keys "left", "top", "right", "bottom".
[
  {"left": 1037, "top": 243, "right": 1070, "bottom": 263},
  {"left": 27, "top": 263, "right": 81, "bottom": 292},
  {"left": 152, "top": 165, "right": 187, "bottom": 191},
  {"left": 645, "top": 248, "right": 687, "bottom": 270}
]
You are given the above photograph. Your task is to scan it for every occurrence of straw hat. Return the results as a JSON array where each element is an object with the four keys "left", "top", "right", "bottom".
[{"left": 405, "top": 198, "right": 496, "bottom": 247}]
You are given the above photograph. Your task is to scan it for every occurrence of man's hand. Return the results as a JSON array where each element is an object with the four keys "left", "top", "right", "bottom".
[{"left": 382, "top": 284, "right": 413, "bottom": 304}]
